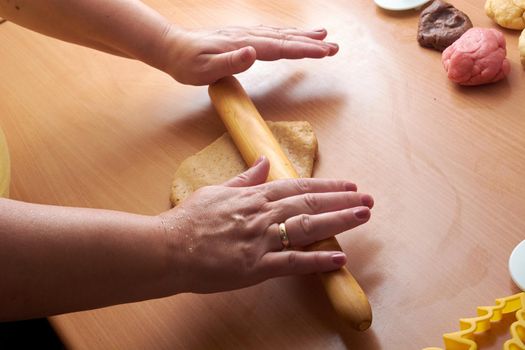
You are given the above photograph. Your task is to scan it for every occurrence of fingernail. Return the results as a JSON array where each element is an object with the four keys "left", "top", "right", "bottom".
[
  {"left": 332, "top": 253, "right": 346, "bottom": 265},
  {"left": 345, "top": 182, "right": 357, "bottom": 191},
  {"left": 328, "top": 42, "right": 339, "bottom": 49},
  {"left": 354, "top": 207, "right": 370, "bottom": 220},
  {"left": 360, "top": 194, "right": 374, "bottom": 208},
  {"left": 311, "top": 27, "right": 326, "bottom": 32}
]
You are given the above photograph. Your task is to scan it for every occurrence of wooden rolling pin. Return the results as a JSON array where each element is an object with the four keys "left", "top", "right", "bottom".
[{"left": 208, "top": 76, "right": 372, "bottom": 331}]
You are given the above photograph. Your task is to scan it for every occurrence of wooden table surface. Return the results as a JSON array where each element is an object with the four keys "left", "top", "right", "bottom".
[{"left": 1, "top": 0, "right": 525, "bottom": 349}]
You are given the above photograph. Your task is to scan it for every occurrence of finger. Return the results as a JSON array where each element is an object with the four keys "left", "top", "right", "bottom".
[
  {"left": 258, "top": 178, "right": 357, "bottom": 201},
  {"left": 254, "top": 33, "right": 338, "bottom": 57},
  {"left": 247, "top": 29, "right": 338, "bottom": 54},
  {"left": 206, "top": 46, "right": 257, "bottom": 81},
  {"left": 252, "top": 25, "right": 329, "bottom": 40},
  {"left": 246, "top": 37, "right": 334, "bottom": 60},
  {"left": 265, "top": 192, "right": 374, "bottom": 223},
  {"left": 259, "top": 250, "right": 347, "bottom": 278},
  {"left": 223, "top": 156, "right": 270, "bottom": 187},
  {"left": 266, "top": 207, "right": 371, "bottom": 250}
]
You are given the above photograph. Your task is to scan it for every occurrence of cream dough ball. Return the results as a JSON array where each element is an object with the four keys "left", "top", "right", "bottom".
[
  {"left": 442, "top": 28, "right": 511, "bottom": 85},
  {"left": 518, "top": 30, "right": 525, "bottom": 69},
  {"left": 485, "top": 0, "right": 525, "bottom": 30}
]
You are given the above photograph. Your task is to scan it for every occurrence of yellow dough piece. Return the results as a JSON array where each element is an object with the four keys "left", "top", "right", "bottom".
[
  {"left": 485, "top": 0, "right": 525, "bottom": 30},
  {"left": 170, "top": 121, "right": 318, "bottom": 206},
  {"left": 520, "top": 28, "right": 525, "bottom": 68}
]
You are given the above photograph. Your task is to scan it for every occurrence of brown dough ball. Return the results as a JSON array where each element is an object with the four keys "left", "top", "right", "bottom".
[{"left": 417, "top": 0, "right": 473, "bottom": 51}]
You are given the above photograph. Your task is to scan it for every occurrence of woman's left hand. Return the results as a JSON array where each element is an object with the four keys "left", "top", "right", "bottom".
[
  {"left": 158, "top": 157, "right": 372, "bottom": 294},
  {"left": 162, "top": 25, "right": 339, "bottom": 85}
]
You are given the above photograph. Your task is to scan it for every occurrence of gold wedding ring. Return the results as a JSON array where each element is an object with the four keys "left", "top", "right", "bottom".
[{"left": 278, "top": 222, "right": 290, "bottom": 250}]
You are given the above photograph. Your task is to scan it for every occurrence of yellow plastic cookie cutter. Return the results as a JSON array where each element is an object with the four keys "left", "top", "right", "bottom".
[{"left": 424, "top": 292, "right": 525, "bottom": 350}]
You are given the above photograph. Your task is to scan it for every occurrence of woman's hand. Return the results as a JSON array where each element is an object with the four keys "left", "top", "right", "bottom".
[
  {"left": 162, "top": 25, "right": 339, "bottom": 85},
  {"left": 1, "top": 1, "right": 339, "bottom": 85},
  {"left": 159, "top": 157, "right": 373, "bottom": 294}
]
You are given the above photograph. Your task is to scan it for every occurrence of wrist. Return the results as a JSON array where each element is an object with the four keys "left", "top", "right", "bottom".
[
  {"left": 107, "top": 213, "right": 182, "bottom": 302},
  {"left": 148, "top": 24, "right": 186, "bottom": 80},
  {"left": 153, "top": 212, "right": 187, "bottom": 295}
]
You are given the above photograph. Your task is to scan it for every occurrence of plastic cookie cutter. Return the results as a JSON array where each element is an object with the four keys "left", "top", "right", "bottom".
[{"left": 423, "top": 292, "right": 525, "bottom": 350}]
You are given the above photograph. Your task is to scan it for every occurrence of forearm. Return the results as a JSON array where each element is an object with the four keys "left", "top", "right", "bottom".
[
  {"left": 0, "top": 0, "right": 173, "bottom": 69},
  {"left": 0, "top": 198, "right": 175, "bottom": 321}
]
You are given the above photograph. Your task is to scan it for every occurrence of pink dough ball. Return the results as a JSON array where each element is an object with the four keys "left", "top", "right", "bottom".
[{"left": 442, "top": 27, "right": 510, "bottom": 86}]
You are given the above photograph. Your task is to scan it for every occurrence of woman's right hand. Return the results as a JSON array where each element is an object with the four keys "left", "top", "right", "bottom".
[{"left": 158, "top": 157, "right": 373, "bottom": 294}]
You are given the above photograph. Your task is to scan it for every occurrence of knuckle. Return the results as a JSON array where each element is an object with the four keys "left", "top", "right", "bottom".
[
  {"left": 299, "top": 214, "right": 313, "bottom": 236},
  {"left": 240, "top": 244, "right": 258, "bottom": 270},
  {"left": 260, "top": 201, "right": 273, "bottom": 214},
  {"left": 254, "top": 190, "right": 269, "bottom": 204},
  {"left": 215, "top": 28, "right": 233, "bottom": 37},
  {"left": 342, "top": 209, "right": 356, "bottom": 224},
  {"left": 232, "top": 39, "right": 247, "bottom": 49},
  {"left": 293, "top": 178, "right": 310, "bottom": 193},
  {"left": 235, "top": 172, "right": 250, "bottom": 183},
  {"left": 249, "top": 192, "right": 268, "bottom": 212},
  {"left": 244, "top": 188, "right": 264, "bottom": 203},
  {"left": 344, "top": 192, "right": 356, "bottom": 207},
  {"left": 278, "top": 38, "right": 287, "bottom": 56},
  {"left": 313, "top": 252, "right": 323, "bottom": 269},
  {"left": 226, "top": 52, "right": 235, "bottom": 74},
  {"left": 196, "top": 61, "right": 212, "bottom": 76},
  {"left": 235, "top": 35, "right": 249, "bottom": 46},
  {"left": 287, "top": 251, "right": 297, "bottom": 268},
  {"left": 304, "top": 193, "right": 320, "bottom": 212},
  {"left": 231, "top": 213, "right": 245, "bottom": 227},
  {"left": 269, "top": 205, "right": 285, "bottom": 222}
]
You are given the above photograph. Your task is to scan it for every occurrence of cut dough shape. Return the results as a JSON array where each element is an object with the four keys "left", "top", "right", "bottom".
[{"left": 170, "top": 121, "right": 317, "bottom": 206}]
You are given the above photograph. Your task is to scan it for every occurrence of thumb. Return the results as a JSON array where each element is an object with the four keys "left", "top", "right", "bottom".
[
  {"left": 223, "top": 156, "right": 270, "bottom": 187},
  {"left": 209, "top": 46, "right": 257, "bottom": 80}
]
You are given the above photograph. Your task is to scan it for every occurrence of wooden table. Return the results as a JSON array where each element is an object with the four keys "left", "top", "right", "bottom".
[{"left": 1, "top": 0, "right": 525, "bottom": 348}]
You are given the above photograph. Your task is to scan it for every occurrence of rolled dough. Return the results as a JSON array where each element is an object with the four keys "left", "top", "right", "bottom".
[{"left": 170, "top": 121, "right": 317, "bottom": 206}]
